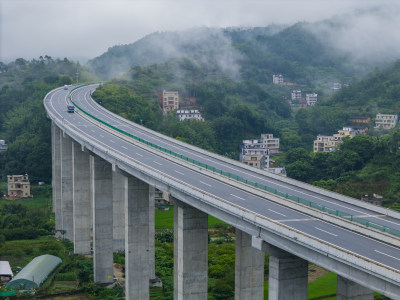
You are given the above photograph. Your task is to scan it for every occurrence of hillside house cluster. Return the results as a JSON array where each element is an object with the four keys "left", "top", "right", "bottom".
[
  {"left": 290, "top": 90, "right": 318, "bottom": 108},
  {"left": 240, "top": 134, "right": 285, "bottom": 175},
  {"left": 158, "top": 90, "right": 203, "bottom": 121},
  {"left": 313, "top": 126, "right": 367, "bottom": 153},
  {"left": 7, "top": 174, "right": 31, "bottom": 198}
]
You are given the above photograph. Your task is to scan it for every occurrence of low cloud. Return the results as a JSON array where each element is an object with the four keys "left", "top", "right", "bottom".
[{"left": 306, "top": 4, "right": 400, "bottom": 65}]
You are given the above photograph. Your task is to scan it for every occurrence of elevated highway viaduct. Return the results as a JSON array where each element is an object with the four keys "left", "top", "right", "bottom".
[{"left": 44, "top": 84, "right": 400, "bottom": 299}]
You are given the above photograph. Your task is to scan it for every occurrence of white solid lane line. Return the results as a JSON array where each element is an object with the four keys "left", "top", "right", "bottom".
[
  {"left": 268, "top": 209, "right": 287, "bottom": 217},
  {"left": 231, "top": 194, "right": 246, "bottom": 201},
  {"left": 374, "top": 250, "right": 400, "bottom": 262},
  {"left": 314, "top": 227, "right": 338, "bottom": 237}
]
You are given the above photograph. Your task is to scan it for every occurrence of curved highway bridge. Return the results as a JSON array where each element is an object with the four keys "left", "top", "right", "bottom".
[{"left": 44, "top": 84, "right": 400, "bottom": 299}]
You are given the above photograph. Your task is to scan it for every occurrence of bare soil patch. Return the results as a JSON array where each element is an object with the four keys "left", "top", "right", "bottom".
[{"left": 308, "top": 264, "right": 330, "bottom": 283}]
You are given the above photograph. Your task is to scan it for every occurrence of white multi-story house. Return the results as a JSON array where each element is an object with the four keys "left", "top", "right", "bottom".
[
  {"left": 374, "top": 113, "right": 398, "bottom": 129},
  {"left": 273, "top": 74, "right": 284, "bottom": 84},
  {"left": 176, "top": 110, "right": 204, "bottom": 121},
  {"left": 291, "top": 90, "right": 302, "bottom": 101},
  {"left": 162, "top": 91, "right": 179, "bottom": 115},
  {"left": 240, "top": 134, "right": 280, "bottom": 169},
  {"left": 331, "top": 82, "right": 342, "bottom": 91},
  {"left": 306, "top": 93, "right": 318, "bottom": 106},
  {"left": 0, "top": 140, "right": 7, "bottom": 152}
]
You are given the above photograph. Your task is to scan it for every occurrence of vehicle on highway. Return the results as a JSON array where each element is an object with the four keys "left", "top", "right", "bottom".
[
  {"left": 67, "top": 105, "right": 75, "bottom": 113},
  {"left": 64, "top": 85, "right": 69, "bottom": 90}
]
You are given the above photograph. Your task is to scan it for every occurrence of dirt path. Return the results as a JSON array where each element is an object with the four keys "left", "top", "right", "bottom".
[
  {"left": 114, "top": 263, "right": 125, "bottom": 285},
  {"left": 308, "top": 264, "right": 330, "bottom": 283}
]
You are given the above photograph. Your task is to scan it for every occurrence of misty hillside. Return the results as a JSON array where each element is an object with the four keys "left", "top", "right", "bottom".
[
  {"left": 87, "top": 22, "right": 350, "bottom": 81},
  {"left": 86, "top": 27, "right": 241, "bottom": 80},
  {"left": 86, "top": 11, "right": 396, "bottom": 85}
]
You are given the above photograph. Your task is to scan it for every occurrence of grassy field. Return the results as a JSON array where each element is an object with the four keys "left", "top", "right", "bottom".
[
  {"left": 155, "top": 205, "right": 225, "bottom": 228},
  {"left": 0, "top": 183, "right": 52, "bottom": 210},
  {"left": 263, "top": 272, "right": 337, "bottom": 299}
]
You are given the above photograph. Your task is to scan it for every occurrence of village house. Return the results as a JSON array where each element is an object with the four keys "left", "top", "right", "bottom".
[
  {"left": 273, "top": 74, "right": 284, "bottom": 84},
  {"left": 176, "top": 109, "right": 204, "bottom": 121},
  {"left": 7, "top": 174, "right": 31, "bottom": 197},
  {"left": 374, "top": 113, "right": 398, "bottom": 129}
]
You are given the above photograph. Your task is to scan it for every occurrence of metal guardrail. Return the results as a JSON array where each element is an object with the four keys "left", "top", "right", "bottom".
[{"left": 68, "top": 85, "right": 400, "bottom": 238}]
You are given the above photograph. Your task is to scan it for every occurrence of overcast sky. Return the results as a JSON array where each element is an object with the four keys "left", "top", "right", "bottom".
[{"left": 0, "top": 0, "right": 398, "bottom": 63}]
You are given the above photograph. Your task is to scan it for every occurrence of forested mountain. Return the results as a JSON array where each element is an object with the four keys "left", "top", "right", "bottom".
[
  {"left": 87, "top": 22, "right": 356, "bottom": 84},
  {"left": 0, "top": 57, "right": 97, "bottom": 182},
  {"left": 87, "top": 27, "right": 242, "bottom": 80}
]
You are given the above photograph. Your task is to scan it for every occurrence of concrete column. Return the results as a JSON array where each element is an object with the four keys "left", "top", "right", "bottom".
[
  {"left": 235, "top": 229, "right": 265, "bottom": 300},
  {"left": 51, "top": 122, "right": 56, "bottom": 213},
  {"left": 61, "top": 133, "right": 73, "bottom": 241},
  {"left": 72, "top": 142, "right": 91, "bottom": 254},
  {"left": 337, "top": 276, "right": 374, "bottom": 300},
  {"left": 149, "top": 185, "right": 156, "bottom": 281},
  {"left": 174, "top": 198, "right": 208, "bottom": 300},
  {"left": 113, "top": 168, "right": 126, "bottom": 252},
  {"left": 91, "top": 155, "right": 114, "bottom": 284},
  {"left": 268, "top": 245, "right": 308, "bottom": 300},
  {"left": 52, "top": 124, "right": 61, "bottom": 228},
  {"left": 125, "top": 175, "right": 150, "bottom": 299}
]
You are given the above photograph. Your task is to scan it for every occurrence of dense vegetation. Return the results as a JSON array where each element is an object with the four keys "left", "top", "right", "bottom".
[
  {"left": 0, "top": 57, "right": 97, "bottom": 182},
  {"left": 93, "top": 68, "right": 284, "bottom": 158},
  {"left": 92, "top": 55, "right": 400, "bottom": 208}
]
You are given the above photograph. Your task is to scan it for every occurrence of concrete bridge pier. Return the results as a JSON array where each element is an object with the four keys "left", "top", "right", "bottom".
[
  {"left": 91, "top": 155, "right": 114, "bottom": 284},
  {"left": 336, "top": 276, "right": 373, "bottom": 300},
  {"left": 235, "top": 229, "right": 265, "bottom": 299},
  {"left": 72, "top": 142, "right": 91, "bottom": 255},
  {"left": 52, "top": 123, "right": 62, "bottom": 233},
  {"left": 124, "top": 174, "right": 151, "bottom": 299},
  {"left": 173, "top": 198, "right": 208, "bottom": 300},
  {"left": 112, "top": 168, "right": 126, "bottom": 252},
  {"left": 61, "top": 133, "right": 73, "bottom": 241},
  {"left": 261, "top": 243, "right": 308, "bottom": 300},
  {"left": 148, "top": 185, "right": 156, "bottom": 281}
]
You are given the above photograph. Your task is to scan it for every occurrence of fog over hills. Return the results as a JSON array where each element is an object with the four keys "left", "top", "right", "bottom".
[{"left": 86, "top": 6, "right": 400, "bottom": 81}]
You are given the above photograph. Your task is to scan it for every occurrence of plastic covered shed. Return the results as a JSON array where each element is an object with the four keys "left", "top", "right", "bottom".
[{"left": 6, "top": 254, "right": 62, "bottom": 290}]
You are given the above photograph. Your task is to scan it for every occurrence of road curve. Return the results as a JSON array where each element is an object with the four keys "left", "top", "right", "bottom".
[
  {"left": 44, "top": 85, "right": 400, "bottom": 297},
  {"left": 72, "top": 84, "right": 400, "bottom": 233}
]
